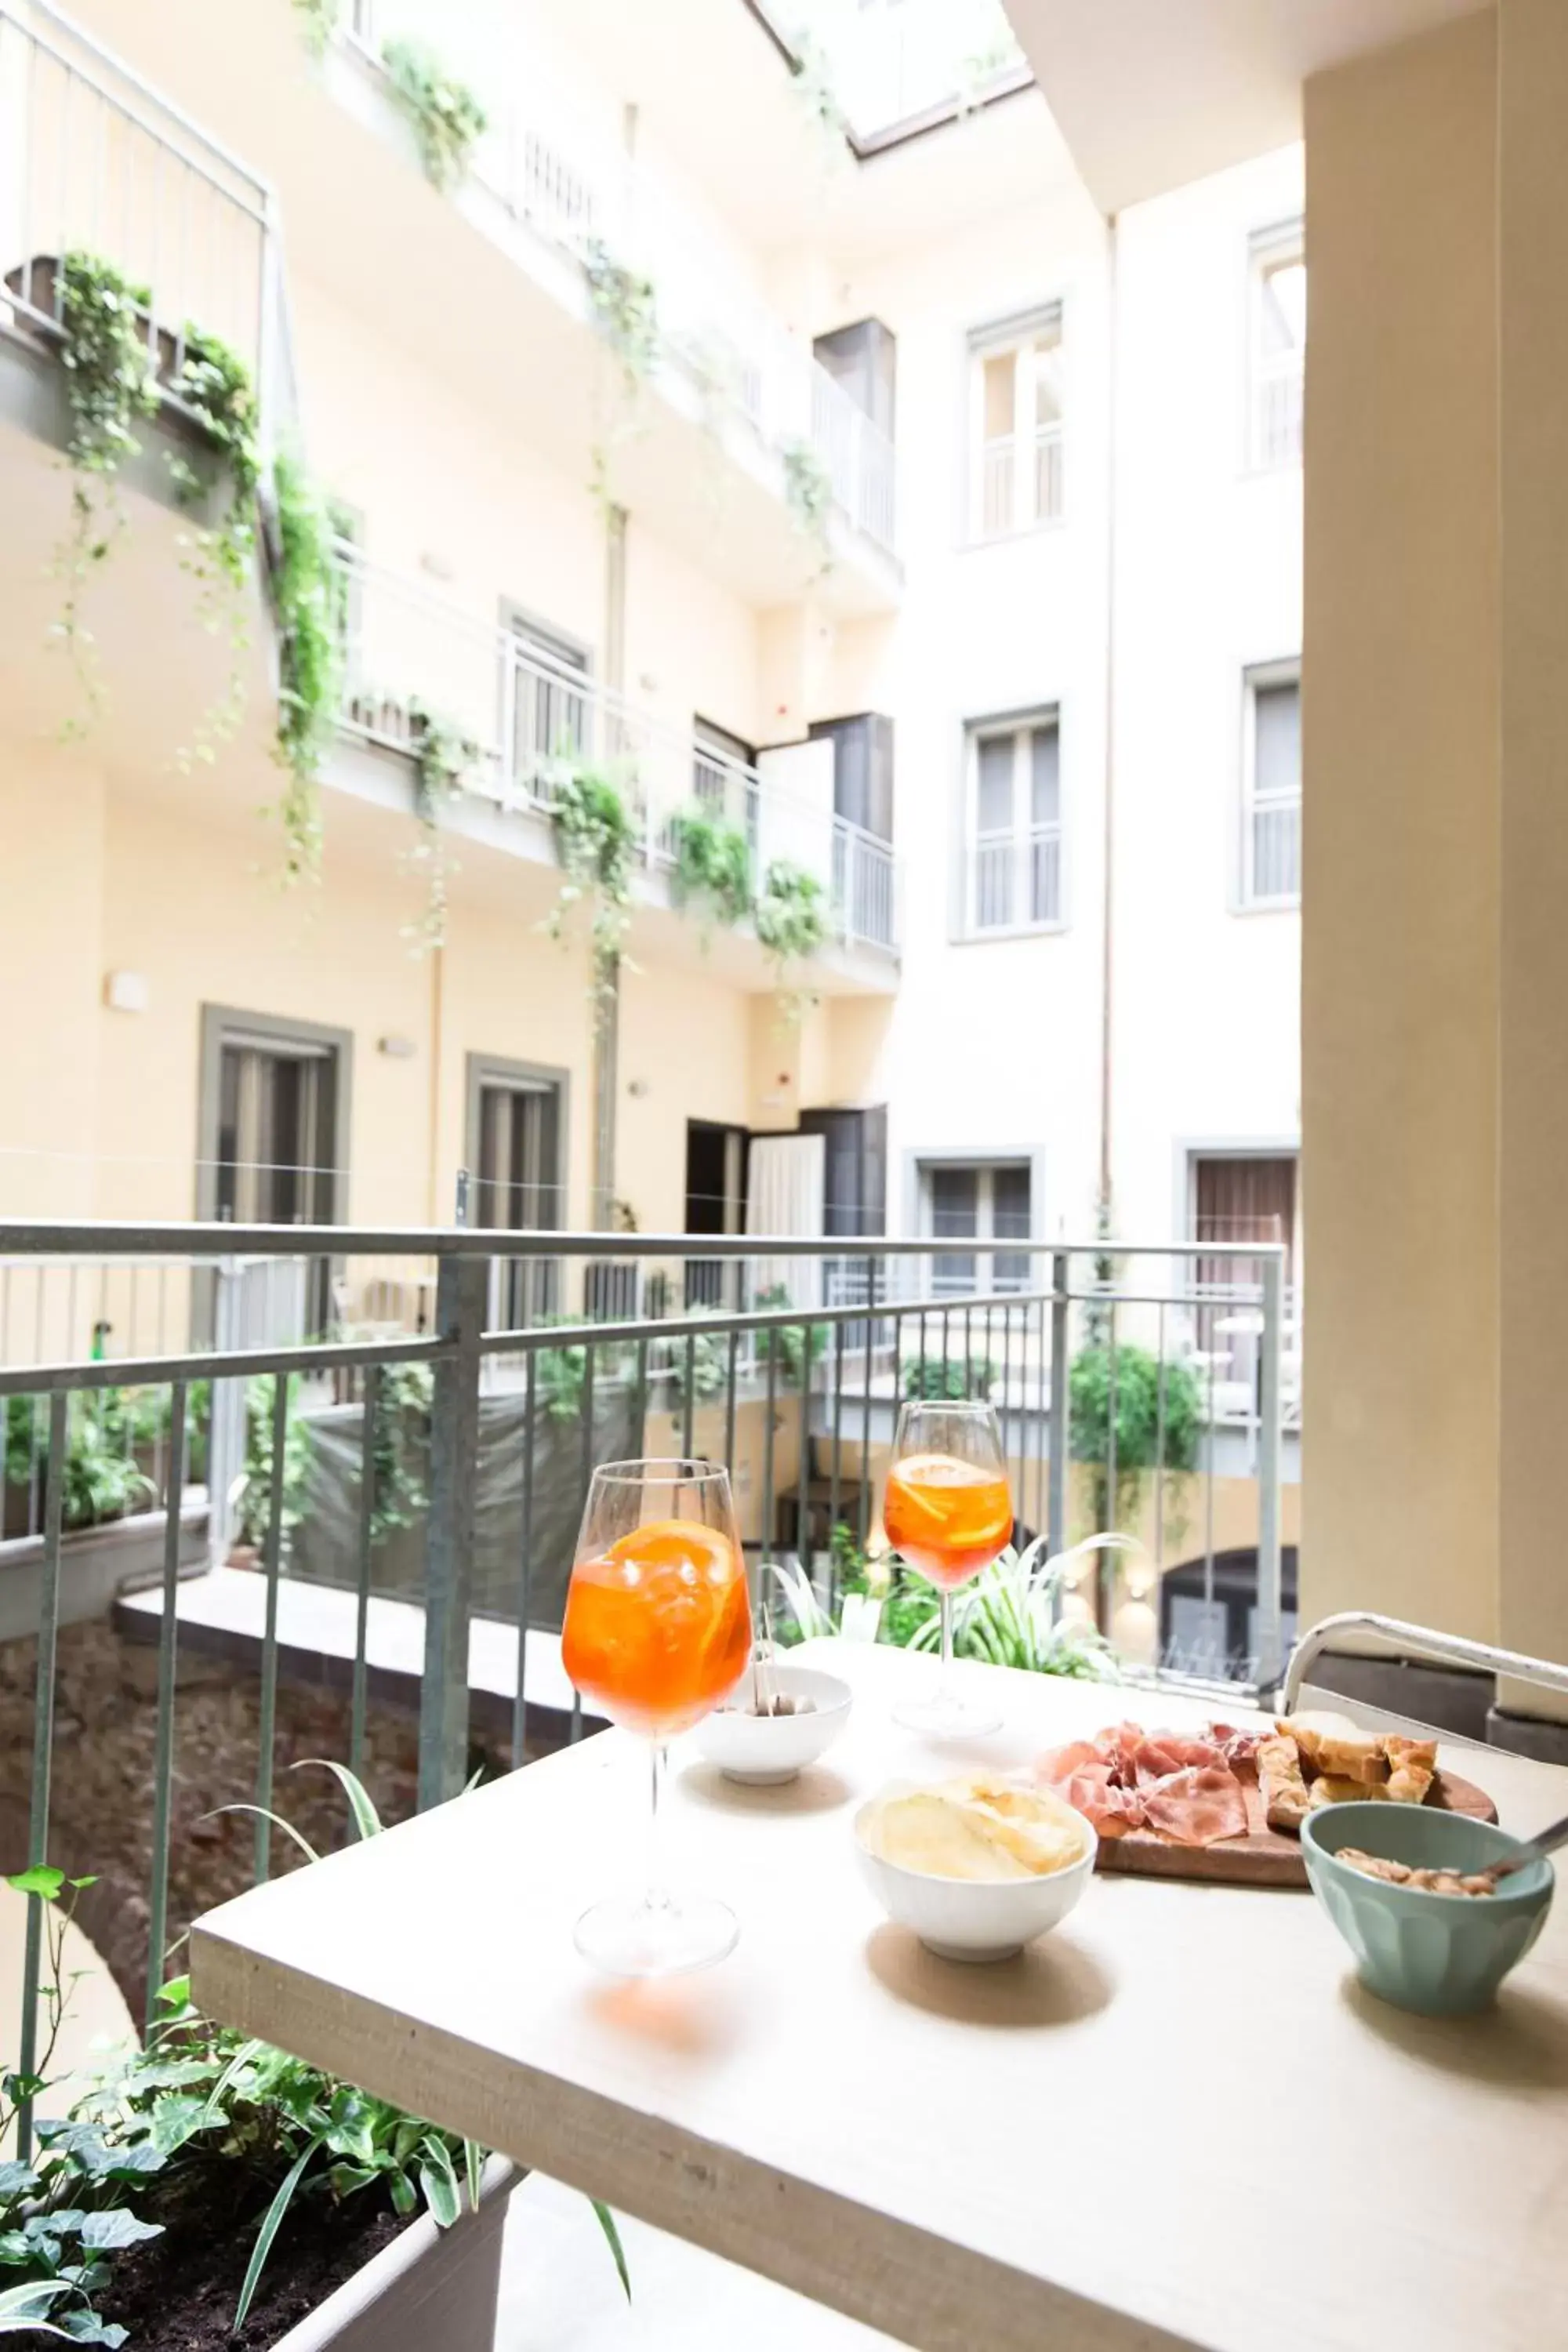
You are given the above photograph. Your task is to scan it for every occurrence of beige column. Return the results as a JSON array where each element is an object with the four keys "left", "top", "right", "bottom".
[
  {"left": 1497, "top": 0, "right": 1568, "bottom": 1677},
  {"left": 1301, "top": 13, "right": 1501, "bottom": 1641}
]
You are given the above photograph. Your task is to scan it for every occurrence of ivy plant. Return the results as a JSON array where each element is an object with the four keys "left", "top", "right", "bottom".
[
  {"left": 381, "top": 39, "right": 488, "bottom": 191},
  {"left": 404, "top": 701, "right": 477, "bottom": 953},
  {"left": 547, "top": 763, "right": 639, "bottom": 1002},
  {"left": 291, "top": 0, "right": 339, "bottom": 58},
  {"left": 582, "top": 240, "right": 659, "bottom": 506},
  {"left": 788, "top": 32, "right": 850, "bottom": 152},
  {"left": 780, "top": 438, "right": 834, "bottom": 574},
  {"left": 268, "top": 451, "right": 340, "bottom": 884},
  {"left": 669, "top": 807, "right": 751, "bottom": 935},
  {"left": 52, "top": 252, "right": 159, "bottom": 730},
  {"left": 753, "top": 858, "right": 829, "bottom": 1014},
  {"left": 1069, "top": 1343, "right": 1203, "bottom": 1535},
  {"left": 167, "top": 325, "right": 262, "bottom": 771}
]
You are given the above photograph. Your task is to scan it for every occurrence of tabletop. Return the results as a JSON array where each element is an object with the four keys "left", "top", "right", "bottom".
[{"left": 190, "top": 1640, "right": 1568, "bottom": 2352}]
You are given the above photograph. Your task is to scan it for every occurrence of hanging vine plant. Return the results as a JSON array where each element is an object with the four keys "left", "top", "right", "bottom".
[
  {"left": 52, "top": 251, "right": 159, "bottom": 730},
  {"left": 403, "top": 699, "right": 477, "bottom": 953},
  {"left": 788, "top": 33, "right": 851, "bottom": 154},
  {"left": 381, "top": 39, "right": 488, "bottom": 191},
  {"left": 754, "top": 857, "right": 829, "bottom": 1020},
  {"left": 167, "top": 325, "right": 262, "bottom": 770},
  {"left": 547, "top": 761, "right": 639, "bottom": 1003},
  {"left": 267, "top": 451, "right": 341, "bottom": 884},
  {"left": 781, "top": 437, "right": 834, "bottom": 576},
  {"left": 582, "top": 238, "right": 659, "bottom": 507},
  {"left": 291, "top": 0, "right": 339, "bottom": 59},
  {"left": 670, "top": 807, "right": 752, "bottom": 938}
]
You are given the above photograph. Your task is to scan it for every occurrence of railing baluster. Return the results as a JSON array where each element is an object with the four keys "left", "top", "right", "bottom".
[
  {"left": 419, "top": 1256, "right": 486, "bottom": 1809},
  {"left": 349, "top": 1363, "right": 378, "bottom": 1780},
  {"left": 514, "top": 1350, "right": 536, "bottom": 1765},
  {"left": 858, "top": 1254, "right": 874, "bottom": 1552},
  {"left": 253, "top": 1370, "right": 290, "bottom": 1883},
  {"left": 145, "top": 1380, "right": 187, "bottom": 2024},
  {"left": 1047, "top": 1251, "right": 1069, "bottom": 1586},
  {"left": 16, "top": 1390, "right": 67, "bottom": 2163}
]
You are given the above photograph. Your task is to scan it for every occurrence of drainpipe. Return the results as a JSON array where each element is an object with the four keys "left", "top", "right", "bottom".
[{"left": 1098, "top": 209, "right": 1120, "bottom": 1232}]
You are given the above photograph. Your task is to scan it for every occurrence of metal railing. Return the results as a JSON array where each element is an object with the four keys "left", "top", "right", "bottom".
[
  {"left": 333, "top": 545, "right": 902, "bottom": 954},
  {"left": 334, "top": 14, "right": 897, "bottom": 560},
  {"left": 0, "top": 1, "right": 274, "bottom": 412},
  {"left": 1252, "top": 363, "right": 1304, "bottom": 471},
  {"left": 0, "top": 1220, "right": 1285, "bottom": 2143},
  {"left": 967, "top": 826, "right": 1062, "bottom": 933}
]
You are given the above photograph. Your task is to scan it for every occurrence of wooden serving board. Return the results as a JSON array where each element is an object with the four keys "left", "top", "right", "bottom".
[{"left": 1094, "top": 1769, "right": 1498, "bottom": 1889}]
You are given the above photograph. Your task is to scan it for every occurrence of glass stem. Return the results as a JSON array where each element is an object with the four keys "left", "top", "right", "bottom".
[
  {"left": 938, "top": 1590, "right": 954, "bottom": 1703},
  {"left": 647, "top": 1740, "right": 670, "bottom": 1914}
]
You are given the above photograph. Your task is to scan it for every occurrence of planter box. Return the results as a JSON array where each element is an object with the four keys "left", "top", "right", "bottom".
[
  {"left": 0, "top": 1498, "right": 209, "bottom": 1641},
  {"left": 277, "top": 2158, "right": 514, "bottom": 2352}
]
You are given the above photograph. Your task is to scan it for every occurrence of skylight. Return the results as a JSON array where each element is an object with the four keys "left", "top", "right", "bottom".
[{"left": 754, "top": 0, "right": 1033, "bottom": 147}]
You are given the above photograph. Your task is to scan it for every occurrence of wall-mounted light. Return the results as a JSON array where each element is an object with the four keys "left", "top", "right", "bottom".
[
  {"left": 378, "top": 1035, "right": 417, "bottom": 1059},
  {"left": 627, "top": 1078, "right": 648, "bottom": 1098},
  {"left": 103, "top": 971, "right": 148, "bottom": 1014}
]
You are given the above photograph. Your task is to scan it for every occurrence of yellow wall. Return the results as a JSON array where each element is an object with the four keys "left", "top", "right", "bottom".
[{"left": 1301, "top": 12, "right": 1502, "bottom": 1642}]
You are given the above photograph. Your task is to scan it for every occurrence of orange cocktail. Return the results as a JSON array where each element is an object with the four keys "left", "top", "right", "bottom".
[
  {"left": 561, "top": 1517, "right": 752, "bottom": 1740},
  {"left": 884, "top": 1452, "right": 1014, "bottom": 1590}
]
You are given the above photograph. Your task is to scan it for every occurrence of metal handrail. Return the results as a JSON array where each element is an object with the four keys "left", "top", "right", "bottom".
[{"left": 1281, "top": 1611, "right": 1568, "bottom": 1713}]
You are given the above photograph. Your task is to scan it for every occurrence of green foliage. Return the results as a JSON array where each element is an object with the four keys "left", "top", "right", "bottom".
[
  {"left": 290, "top": 0, "right": 339, "bottom": 57},
  {"left": 753, "top": 859, "right": 829, "bottom": 1014},
  {"left": 404, "top": 702, "right": 477, "bottom": 953},
  {"left": 787, "top": 33, "right": 850, "bottom": 149},
  {"left": 0, "top": 1867, "right": 153, "bottom": 2347},
  {"left": 167, "top": 325, "right": 262, "bottom": 771},
  {"left": 582, "top": 239, "right": 659, "bottom": 504},
  {"left": 753, "top": 1287, "right": 827, "bottom": 1390},
  {"left": 361, "top": 1363, "right": 432, "bottom": 1547},
  {"left": 669, "top": 808, "right": 751, "bottom": 933},
  {"left": 269, "top": 450, "right": 340, "bottom": 884},
  {"left": 234, "top": 1375, "right": 313, "bottom": 1553},
  {"left": 381, "top": 40, "right": 488, "bottom": 190},
  {"left": 548, "top": 764, "right": 639, "bottom": 1001},
  {"left": 901, "top": 1354, "right": 998, "bottom": 1403},
  {"left": 2, "top": 1395, "right": 154, "bottom": 1534},
  {"left": 659, "top": 1329, "right": 731, "bottom": 1414},
  {"left": 784, "top": 1532, "right": 1120, "bottom": 1682},
  {"left": 780, "top": 437, "right": 833, "bottom": 571},
  {"left": 53, "top": 252, "right": 158, "bottom": 729},
  {"left": 1069, "top": 1344, "right": 1202, "bottom": 1528}
]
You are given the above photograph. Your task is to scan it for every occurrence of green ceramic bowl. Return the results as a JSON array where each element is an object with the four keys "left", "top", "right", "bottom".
[{"left": 1302, "top": 1802, "right": 1555, "bottom": 2017}]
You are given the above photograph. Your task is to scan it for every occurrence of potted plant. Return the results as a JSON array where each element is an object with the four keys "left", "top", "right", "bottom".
[{"left": 0, "top": 1780, "right": 627, "bottom": 2348}]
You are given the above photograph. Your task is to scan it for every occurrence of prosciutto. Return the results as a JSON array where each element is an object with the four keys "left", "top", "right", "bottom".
[{"left": 1036, "top": 1719, "right": 1253, "bottom": 1849}]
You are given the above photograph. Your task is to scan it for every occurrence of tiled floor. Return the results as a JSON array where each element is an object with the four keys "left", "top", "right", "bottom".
[{"left": 498, "top": 2173, "right": 900, "bottom": 2350}]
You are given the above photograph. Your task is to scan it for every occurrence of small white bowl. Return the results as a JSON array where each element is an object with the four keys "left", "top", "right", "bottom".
[
  {"left": 853, "top": 1795, "right": 1097, "bottom": 1962},
  {"left": 693, "top": 1665, "right": 852, "bottom": 1785}
]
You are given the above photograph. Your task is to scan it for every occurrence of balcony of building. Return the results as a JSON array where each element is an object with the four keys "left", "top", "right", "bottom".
[{"left": 327, "top": 544, "right": 900, "bottom": 985}]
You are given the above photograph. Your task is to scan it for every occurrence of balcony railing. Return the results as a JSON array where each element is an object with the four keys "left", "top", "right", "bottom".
[
  {"left": 966, "top": 825, "right": 1062, "bottom": 934},
  {"left": 336, "top": 9, "right": 897, "bottom": 561},
  {"left": 0, "top": 1219, "right": 1285, "bottom": 2120},
  {"left": 0, "top": 0, "right": 278, "bottom": 430},
  {"left": 333, "top": 546, "right": 901, "bottom": 954},
  {"left": 1252, "top": 361, "right": 1304, "bottom": 471}
]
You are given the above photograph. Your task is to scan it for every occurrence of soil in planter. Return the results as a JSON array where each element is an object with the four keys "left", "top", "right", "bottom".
[{"left": 98, "top": 2183, "right": 405, "bottom": 2352}]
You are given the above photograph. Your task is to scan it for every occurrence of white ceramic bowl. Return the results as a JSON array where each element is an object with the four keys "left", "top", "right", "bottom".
[
  {"left": 693, "top": 1665, "right": 852, "bottom": 1784},
  {"left": 852, "top": 1795, "right": 1097, "bottom": 1962}
]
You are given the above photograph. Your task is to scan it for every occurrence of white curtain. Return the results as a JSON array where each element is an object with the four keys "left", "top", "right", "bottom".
[{"left": 746, "top": 1134, "right": 826, "bottom": 1308}]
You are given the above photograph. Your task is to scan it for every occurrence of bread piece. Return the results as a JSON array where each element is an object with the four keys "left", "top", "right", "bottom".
[
  {"left": 1308, "top": 1773, "right": 1390, "bottom": 1809},
  {"left": 1281, "top": 1717, "right": 1388, "bottom": 1786},
  {"left": 1381, "top": 1735, "right": 1438, "bottom": 1806},
  {"left": 1257, "top": 1732, "right": 1311, "bottom": 1831}
]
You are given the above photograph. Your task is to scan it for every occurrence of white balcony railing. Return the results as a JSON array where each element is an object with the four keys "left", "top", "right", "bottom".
[
  {"left": 334, "top": 547, "right": 900, "bottom": 956},
  {"left": 967, "top": 826, "right": 1062, "bottom": 935},
  {"left": 1252, "top": 361, "right": 1304, "bottom": 471},
  {"left": 0, "top": 1, "right": 277, "bottom": 428},
  {"left": 337, "top": 10, "right": 897, "bottom": 562}
]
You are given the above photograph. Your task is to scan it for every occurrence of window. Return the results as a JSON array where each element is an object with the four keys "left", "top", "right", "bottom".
[
  {"left": 968, "top": 307, "right": 1062, "bottom": 538},
  {"left": 963, "top": 712, "right": 1062, "bottom": 935},
  {"left": 692, "top": 717, "right": 756, "bottom": 829},
  {"left": 1249, "top": 223, "right": 1305, "bottom": 470},
  {"left": 921, "top": 1160, "right": 1033, "bottom": 1296},
  {"left": 467, "top": 1055, "right": 566, "bottom": 1324},
  {"left": 1189, "top": 1152, "right": 1299, "bottom": 1407},
  {"left": 506, "top": 612, "right": 590, "bottom": 787},
  {"left": 1242, "top": 666, "right": 1301, "bottom": 906}
]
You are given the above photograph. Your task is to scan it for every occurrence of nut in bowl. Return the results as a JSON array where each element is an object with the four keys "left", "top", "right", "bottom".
[
  {"left": 692, "top": 1664, "right": 851, "bottom": 1785},
  {"left": 855, "top": 1775, "right": 1097, "bottom": 1962},
  {"left": 1302, "top": 1800, "right": 1555, "bottom": 2017}
]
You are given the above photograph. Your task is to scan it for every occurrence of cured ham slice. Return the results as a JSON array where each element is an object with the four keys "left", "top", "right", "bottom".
[
  {"left": 1035, "top": 1719, "right": 1255, "bottom": 1849},
  {"left": 1140, "top": 1764, "right": 1250, "bottom": 1847}
]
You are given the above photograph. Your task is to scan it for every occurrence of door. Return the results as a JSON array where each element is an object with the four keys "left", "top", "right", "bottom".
[
  {"left": 684, "top": 1121, "right": 746, "bottom": 1308},
  {"left": 204, "top": 1016, "right": 347, "bottom": 1341},
  {"left": 470, "top": 1064, "right": 564, "bottom": 1326},
  {"left": 508, "top": 614, "right": 590, "bottom": 786},
  {"left": 797, "top": 1106, "right": 887, "bottom": 1308}
]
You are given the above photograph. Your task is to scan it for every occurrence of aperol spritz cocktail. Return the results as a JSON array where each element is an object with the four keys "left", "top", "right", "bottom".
[
  {"left": 561, "top": 1460, "right": 751, "bottom": 1975},
  {"left": 883, "top": 1402, "right": 1012, "bottom": 1738}
]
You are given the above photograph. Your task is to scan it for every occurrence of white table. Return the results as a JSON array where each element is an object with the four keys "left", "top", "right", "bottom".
[{"left": 191, "top": 1640, "right": 1568, "bottom": 2352}]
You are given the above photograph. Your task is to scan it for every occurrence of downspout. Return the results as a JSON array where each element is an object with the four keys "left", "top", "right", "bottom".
[{"left": 1098, "top": 209, "right": 1120, "bottom": 1229}]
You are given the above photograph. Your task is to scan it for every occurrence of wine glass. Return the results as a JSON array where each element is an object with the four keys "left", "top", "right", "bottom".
[
  {"left": 882, "top": 1399, "right": 1013, "bottom": 1739},
  {"left": 561, "top": 1458, "right": 752, "bottom": 1975}
]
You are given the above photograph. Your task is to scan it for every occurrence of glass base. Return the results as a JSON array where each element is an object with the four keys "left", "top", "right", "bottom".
[
  {"left": 573, "top": 1890, "right": 739, "bottom": 1978},
  {"left": 893, "top": 1686, "right": 1003, "bottom": 1741}
]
